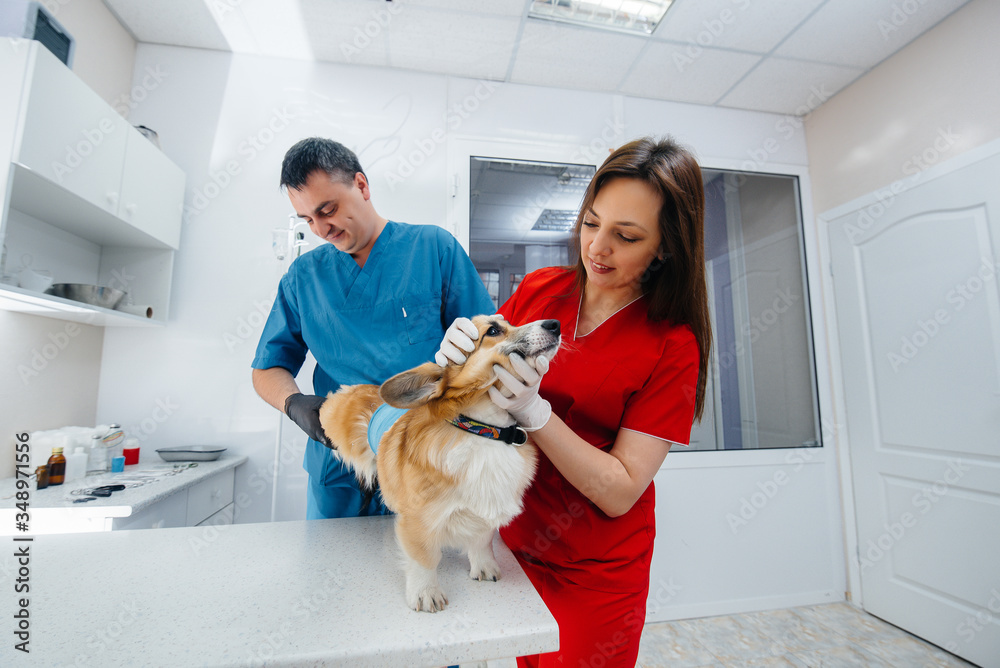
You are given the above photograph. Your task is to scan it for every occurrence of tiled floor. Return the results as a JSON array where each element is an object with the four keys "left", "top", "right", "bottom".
[
  {"left": 635, "top": 602, "right": 977, "bottom": 668},
  {"left": 473, "top": 602, "right": 977, "bottom": 668}
]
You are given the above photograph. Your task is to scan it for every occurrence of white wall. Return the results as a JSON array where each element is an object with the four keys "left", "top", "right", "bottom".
[
  {"left": 89, "top": 42, "right": 843, "bottom": 619},
  {"left": 805, "top": 0, "right": 999, "bottom": 214},
  {"left": 0, "top": 310, "right": 105, "bottom": 477},
  {"left": 53, "top": 0, "right": 137, "bottom": 115}
]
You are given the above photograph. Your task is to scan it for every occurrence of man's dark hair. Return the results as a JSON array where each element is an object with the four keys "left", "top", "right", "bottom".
[{"left": 280, "top": 137, "right": 366, "bottom": 190}]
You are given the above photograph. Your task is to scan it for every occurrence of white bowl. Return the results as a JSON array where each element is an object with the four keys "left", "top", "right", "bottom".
[{"left": 19, "top": 267, "right": 54, "bottom": 293}]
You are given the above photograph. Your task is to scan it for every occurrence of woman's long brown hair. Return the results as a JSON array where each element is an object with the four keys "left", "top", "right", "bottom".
[{"left": 570, "top": 137, "right": 712, "bottom": 421}]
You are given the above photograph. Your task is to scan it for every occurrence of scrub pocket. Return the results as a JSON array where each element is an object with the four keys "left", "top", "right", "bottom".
[{"left": 399, "top": 295, "right": 443, "bottom": 345}]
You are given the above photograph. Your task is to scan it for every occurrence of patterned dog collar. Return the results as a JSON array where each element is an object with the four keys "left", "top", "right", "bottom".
[{"left": 449, "top": 414, "right": 527, "bottom": 446}]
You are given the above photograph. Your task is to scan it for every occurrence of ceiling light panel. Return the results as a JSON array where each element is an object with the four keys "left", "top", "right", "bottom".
[
  {"left": 528, "top": 0, "right": 674, "bottom": 35},
  {"left": 532, "top": 209, "right": 579, "bottom": 232}
]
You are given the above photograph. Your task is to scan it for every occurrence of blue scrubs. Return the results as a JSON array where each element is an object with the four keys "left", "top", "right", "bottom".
[{"left": 252, "top": 221, "right": 495, "bottom": 519}]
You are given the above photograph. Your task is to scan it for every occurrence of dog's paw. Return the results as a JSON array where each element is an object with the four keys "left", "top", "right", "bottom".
[
  {"left": 470, "top": 560, "right": 502, "bottom": 582},
  {"left": 409, "top": 585, "right": 449, "bottom": 613}
]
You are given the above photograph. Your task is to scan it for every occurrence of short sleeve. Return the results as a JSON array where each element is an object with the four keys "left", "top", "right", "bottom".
[
  {"left": 620, "top": 326, "right": 700, "bottom": 446},
  {"left": 498, "top": 267, "right": 556, "bottom": 325},
  {"left": 251, "top": 271, "right": 308, "bottom": 375}
]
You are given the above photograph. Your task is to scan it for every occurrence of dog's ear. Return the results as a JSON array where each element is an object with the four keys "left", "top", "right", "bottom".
[{"left": 380, "top": 362, "right": 446, "bottom": 408}]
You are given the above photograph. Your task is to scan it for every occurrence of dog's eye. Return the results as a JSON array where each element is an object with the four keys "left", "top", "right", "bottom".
[{"left": 484, "top": 325, "right": 501, "bottom": 337}]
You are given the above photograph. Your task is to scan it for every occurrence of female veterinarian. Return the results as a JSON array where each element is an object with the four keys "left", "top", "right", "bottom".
[{"left": 439, "top": 137, "right": 711, "bottom": 667}]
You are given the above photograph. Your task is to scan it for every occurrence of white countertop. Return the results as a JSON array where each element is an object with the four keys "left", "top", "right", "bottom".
[
  {"left": 0, "top": 455, "right": 247, "bottom": 535},
  {"left": 0, "top": 516, "right": 559, "bottom": 667}
]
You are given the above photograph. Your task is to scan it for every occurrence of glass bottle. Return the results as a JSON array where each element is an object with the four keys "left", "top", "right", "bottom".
[
  {"left": 46, "top": 447, "right": 66, "bottom": 485},
  {"left": 87, "top": 434, "right": 108, "bottom": 475},
  {"left": 35, "top": 465, "right": 49, "bottom": 490}
]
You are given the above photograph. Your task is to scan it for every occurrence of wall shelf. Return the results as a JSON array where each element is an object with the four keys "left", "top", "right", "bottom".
[
  {"left": 0, "top": 38, "right": 185, "bottom": 327},
  {"left": 0, "top": 282, "right": 161, "bottom": 327}
]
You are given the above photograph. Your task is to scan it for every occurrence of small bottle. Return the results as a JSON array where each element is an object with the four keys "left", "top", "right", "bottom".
[
  {"left": 87, "top": 434, "right": 108, "bottom": 475},
  {"left": 35, "top": 465, "right": 49, "bottom": 490},
  {"left": 46, "top": 447, "right": 67, "bottom": 485},
  {"left": 122, "top": 438, "right": 140, "bottom": 465},
  {"left": 65, "top": 447, "right": 89, "bottom": 482},
  {"left": 103, "top": 424, "right": 125, "bottom": 463}
]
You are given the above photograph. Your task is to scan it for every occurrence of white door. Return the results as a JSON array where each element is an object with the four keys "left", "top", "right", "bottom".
[{"left": 827, "top": 145, "right": 1000, "bottom": 667}]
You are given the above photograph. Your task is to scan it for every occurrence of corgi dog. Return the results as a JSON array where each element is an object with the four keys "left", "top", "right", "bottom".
[{"left": 319, "top": 315, "right": 561, "bottom": 612}]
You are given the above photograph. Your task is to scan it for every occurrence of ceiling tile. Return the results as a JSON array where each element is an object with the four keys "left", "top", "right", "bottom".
[
  {"left": 401, "top": 0, "right": 527, "bottom": 17},
  {"left": 717, "top": 57, "right": 863, "bottom": 115},
  {"left": 654, "top": 0, "right": 825, "bottom": 54},
  {"left": 510, "top": 20, "right": 647, "bottom": 92},
  {"left": 104, "top": 0, "right": 230, "bottom": 51},
  {"left": 775, "top": 0, "right": 971, "bottom": 68},
  {"left": 620, "top": 43, "right": 761, "bottom": 106},
  {"left": 388, "top": 10, "right": 520, "bottom": 80},
  {"left": 299, "top": 0, "right": 395, "bottom": 67}
]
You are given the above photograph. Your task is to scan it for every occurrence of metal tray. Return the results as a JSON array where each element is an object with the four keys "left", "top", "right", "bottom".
[{"left": 155, "top": 445, "right": 228, "bottom": 462}]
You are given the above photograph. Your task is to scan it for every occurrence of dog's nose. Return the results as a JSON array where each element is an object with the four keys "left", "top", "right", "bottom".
[{"left": 541, "top": 319, "right": 560, "bottom": 335}]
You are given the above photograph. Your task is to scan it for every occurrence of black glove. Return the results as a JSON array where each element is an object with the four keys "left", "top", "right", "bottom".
[{"left": 284, "top": 393, "right": 333, "bottom": 448}]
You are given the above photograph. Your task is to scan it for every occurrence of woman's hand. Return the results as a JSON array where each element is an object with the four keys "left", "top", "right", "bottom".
[
  {"left": 489, "top": 354, "right": 551, "bottom": 431},
  {"left": 435, "top": 317, "right": 479, "bottom": 366}
]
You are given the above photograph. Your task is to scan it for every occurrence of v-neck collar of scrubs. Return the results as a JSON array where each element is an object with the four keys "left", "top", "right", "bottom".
[
  {"left": 573, "top": 291, "right": 644, "bottom": 340},
  {"left": 337, "top": 220, "right": 396, "bottom": 305}
]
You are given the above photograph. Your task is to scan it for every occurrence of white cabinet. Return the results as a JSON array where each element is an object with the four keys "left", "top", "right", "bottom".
[
  {"left": 185, "top": 468, "right": 236, "bottom": 526},
  {"left": 112, "top": 467, "right": 236, "bottom": 531},
  {"left": 112, "top": 489, "right": 189, "bottom": 531},
  {"left": 14, "top": 40, "right": 130, "bottom": 216},
  {"left": 117, "top": 129, "right": 185, "bottom": 249},
  {"left": 0, "top": 38, "right": 185, "bottom": 326}
]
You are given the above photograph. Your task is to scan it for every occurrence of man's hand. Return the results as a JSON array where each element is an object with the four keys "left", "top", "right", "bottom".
[
  {"left": 488, "top": 354, "right": 552, "bottom": 431},
  {"left": 435, "top": 317, "right": 479, "bottom": 366},
  {"left": 284, "top": 393, "right": 333, "bottom": 448}
]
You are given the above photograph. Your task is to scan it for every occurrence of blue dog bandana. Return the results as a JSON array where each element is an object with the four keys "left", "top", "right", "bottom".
[{"left": 366, "top": 404, "right": 409, "bottom": 454}]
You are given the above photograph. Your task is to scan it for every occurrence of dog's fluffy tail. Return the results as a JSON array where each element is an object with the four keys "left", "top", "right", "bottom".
[{"left": 317, "top": 384, "right": 382, "bottom": 490}]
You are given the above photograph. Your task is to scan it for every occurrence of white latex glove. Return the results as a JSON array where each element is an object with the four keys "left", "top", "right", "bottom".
[
  {"left": 435, "top": 317, "right": 478, "bottom": 366},
  {"left": 488, "top": 354, "right": 551, "bottom": 431}
]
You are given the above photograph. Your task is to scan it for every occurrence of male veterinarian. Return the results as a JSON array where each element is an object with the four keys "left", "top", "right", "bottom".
[{"left": 252, "top": 137, "right": 494, "bottom": 519}]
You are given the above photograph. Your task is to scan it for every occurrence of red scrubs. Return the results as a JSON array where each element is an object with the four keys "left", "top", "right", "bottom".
[{"left": 498, "top": 267, "right": 700, "bottom": 668}]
